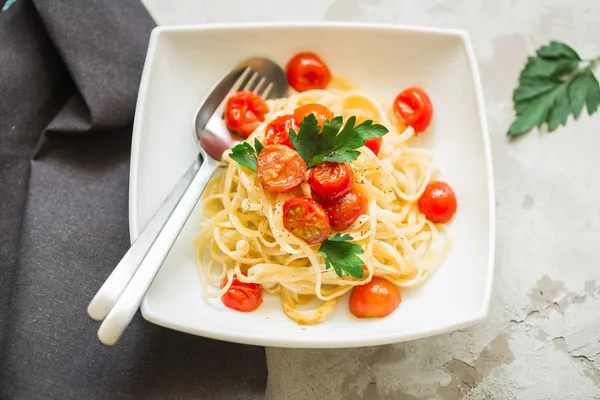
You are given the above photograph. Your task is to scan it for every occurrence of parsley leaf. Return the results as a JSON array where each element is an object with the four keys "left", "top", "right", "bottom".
[
  {"left": 254, "top": 138, "right": 264, "bottom": 155},
  {"left": 318, "top": 233, "right": 365, "bottom": 279},
  {"left": 288, "top": 113, "right": 320, "bottom": 165},
  {"left": 229, "top": 140, "right": 262, "bottom": 172},
  {"left": 508, "top": 41, "right": 600, "bottom": 137},
  {"left": 585, "top": 72, "right": 600, "bottom": 114},
  {"left": 308, "top": 116, "right": 388, "bottom": 168},
  {"left": 230, "top": 113, "right": 388, "bottom": 171},
  {"left": 536, "top": 41, "right": 581, "bottom": 60}
]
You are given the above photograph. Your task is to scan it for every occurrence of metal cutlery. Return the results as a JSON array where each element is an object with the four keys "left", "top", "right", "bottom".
[{"left": 87, "top": 58, "right": 287, "bottom": 345}]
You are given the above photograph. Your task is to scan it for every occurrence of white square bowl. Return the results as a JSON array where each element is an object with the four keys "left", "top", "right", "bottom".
[{"left": 130, "top": 22, "right": 495, "bottom": 348}]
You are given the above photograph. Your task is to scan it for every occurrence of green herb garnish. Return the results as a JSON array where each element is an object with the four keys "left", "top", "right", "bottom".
[
  {"left": 288, "top": 113, "right": 321, "bottom": 165},
  {"left": 318, "top": 233, "right": 365, "bottom": 279},
  {"left": 231, "top": 112, "right": 387, "bottom": 170},
  {"left": 308, "top": 116, "right": 387, "bottom": 167},
  {"left": 508, "top": 41, "right": 600, "bottom": 137},
  {"left": 289, "top": 114, "right": 388, "bottom": 167},
  {"left": 229, "top": 139, "right": 263, "bottom": 172},
  {"left": 253, "top": 138, "right": 264, "bottom": 155}
]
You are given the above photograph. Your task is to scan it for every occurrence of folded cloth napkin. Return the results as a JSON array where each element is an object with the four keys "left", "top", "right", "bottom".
[{"left": 0, "top": 1, "right": 266, "bottom": 398}]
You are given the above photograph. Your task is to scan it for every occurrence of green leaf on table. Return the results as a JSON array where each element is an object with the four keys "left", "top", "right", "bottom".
[
  {"left": 586, "top": 72, "right": 600, "bottom": 114},
  {"left": 568, "top": 72, "right": 590, "bottom": 118},
  {"left": 536, "top": 41, "right": 581, "bottom": 60},
  {"left": 508, "top": 41, "right": 600, "bottom": 137}
]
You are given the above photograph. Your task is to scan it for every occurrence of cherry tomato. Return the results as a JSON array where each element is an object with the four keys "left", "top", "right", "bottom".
[
  {"left": 418, "top": 181, "right": 457, "bottom": 223},
  {"left": 365, "top": 137, "right": 383, "bottom": 156},
  {"left": 349, "top": 277, "right": 401, "bottom": 318},
  {"left": 256, "top": 144, "right": 307, "bottom": 193},
  {"left": 324, "top": 188, "right": 368, "bottom": 231},
  {"left": 286, "top": 52, "right": 332, "bottom": 92},
  {"left": 265, "top": 115, "right": 299, "bottom": 148},
  {"left": 283, "top": 197, "right": 330, "bottom": 245},
  {"left": 221, "top": 273, "right": 262, "bottom": 312},
  {"left": 225, "top": 91, "right": 269, "bottom": 137},
  {"left": 309, "top": 162, "right": 353, "bottom": 202},
  {"left": 393, "top": 87, "right": 433, "bottom": 133},
  {"left": 293, "top": 103, "right": 334, "bottom": 130}
]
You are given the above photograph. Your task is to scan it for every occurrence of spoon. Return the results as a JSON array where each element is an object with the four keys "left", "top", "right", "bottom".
[{"left": 88, "top": 58, "right": 287, "bottom": 345}]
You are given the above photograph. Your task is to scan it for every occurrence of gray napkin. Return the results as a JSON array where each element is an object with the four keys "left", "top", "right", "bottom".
[{"left": 0, "top": 0, "right": 266, "bottom": 398}]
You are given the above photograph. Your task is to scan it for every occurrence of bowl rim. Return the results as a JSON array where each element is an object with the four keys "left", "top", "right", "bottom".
[{"left": 129, "top": 22, "right": 496, "bottom": 348}]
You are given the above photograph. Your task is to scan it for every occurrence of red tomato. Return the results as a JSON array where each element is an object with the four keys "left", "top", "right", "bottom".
[
  {"left": 221, "top": 273, "right": 262, "bottom": 312},
  {"left": 365, "top": 137, "right": 383, "bottom": 156},
  {"left": 256, "top": 144, "right": 307, "bottom": 193},
  {"left": 309, "top": 162, "right": 353, "bottom": 201},
  {"left": 393, "top": 87, "right": 433, "bottom": 133},
  {"left": 283, "top": 197, "right": 330, "bottom": 245},
  {"left": 225, "top": 91, "right": 269, "bottom": 137},
  {"left": 286, "top": 52, "right": 332, "bottom": 92},
  {"left": 293, "top": 103, "right": 334, "bottom": 130},
  {"left": 265, "top": 115, "right": 299, "bottom": 148},
  {"left": 349, "top": 277, "right": 401, "bottom": 318},
  {"left": 324, "top": 188, "right": 368, "bottom": 231},
  {"left": 418, "top": 181, "right": 457, "bottom": 223}
]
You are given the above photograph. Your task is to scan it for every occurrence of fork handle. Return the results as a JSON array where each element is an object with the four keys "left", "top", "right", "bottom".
[{"left": 96, "top": 154, "right": 218, "bottom": 346}]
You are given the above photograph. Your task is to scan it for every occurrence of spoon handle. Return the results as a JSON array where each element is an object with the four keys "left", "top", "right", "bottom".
[{"left": 95, "top": 154, "right": 218, "bottom": 345}]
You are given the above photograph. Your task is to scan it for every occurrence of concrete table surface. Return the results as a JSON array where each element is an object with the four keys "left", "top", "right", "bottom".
[{"left": 142, "top": 0, "right": 600, "bottom": 398}]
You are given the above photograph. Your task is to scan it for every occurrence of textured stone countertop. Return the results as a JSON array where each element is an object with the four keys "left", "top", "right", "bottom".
[{"left": 143, "top": 0, "right": 600, "bottom": 398}]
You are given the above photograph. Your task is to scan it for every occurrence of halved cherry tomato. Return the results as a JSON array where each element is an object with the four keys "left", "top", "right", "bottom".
[
  {"left": 293, "top": 104, "right": 334, "bottom": 130},
  {"left": 283, "top": 197, "right": 330, "bottom": 245},
  {"left": 265, "top": 115, "right": 299, "bottom": 148},
  {"left": 256, "top": 144, "right": 307, "bottom": 193},
  {"left": 309, "top": 162, "right": 353, "bottom": 202},
  {"left": 221, "top": 273, "right": 262, "bottom": 312},
  {"left": 418, "top": 181, "right": 457, "bottom": 223},
  {"left": 324, "top": 187, "right": 368, "bottom": 231},
  {"left": 393, "top": 87, "right": 433, "bottom": 133},
  {"left": 365, "top": 137, "right": 383, "bottom": 156},
  {"left": 225, "top": 91, "right": 269, "bottom": 137},
  {"left": 286, "top": 52, "right": 331, "bottom": 92},
  {"left": 349, "top": 277, "right": 401, "bottom": 318}
]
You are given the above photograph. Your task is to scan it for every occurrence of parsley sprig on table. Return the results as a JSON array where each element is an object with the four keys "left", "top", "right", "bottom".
[
  {"left": 508, "top": 41, "right": 600, "bottom": 137},
  {"left": 318, "top": 233, "right": 365, "bottom": 279}
]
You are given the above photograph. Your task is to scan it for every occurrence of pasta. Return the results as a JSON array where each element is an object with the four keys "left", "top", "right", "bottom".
[{"left": 194, "top": 87, "right": 452, "bottom": 325}]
